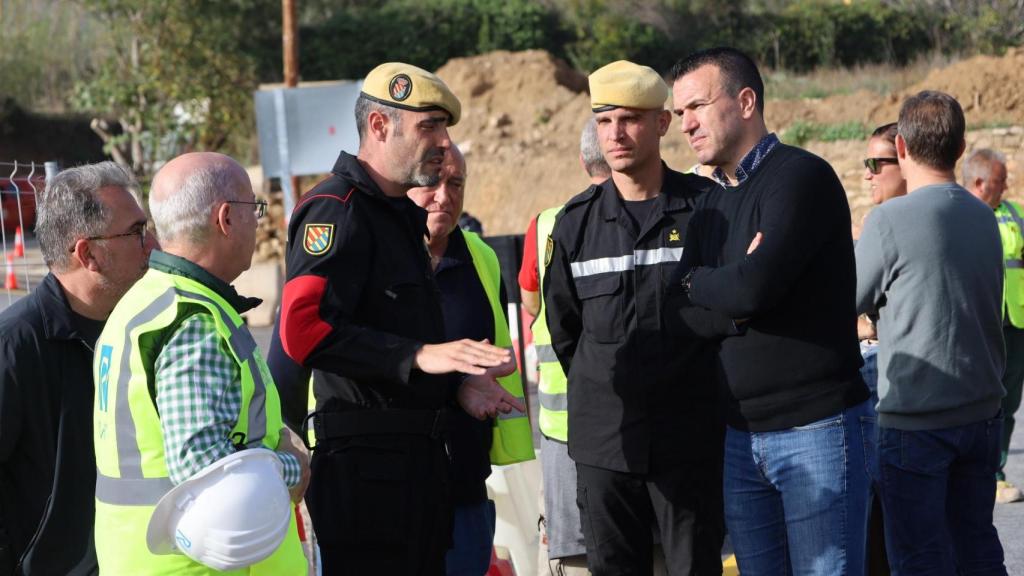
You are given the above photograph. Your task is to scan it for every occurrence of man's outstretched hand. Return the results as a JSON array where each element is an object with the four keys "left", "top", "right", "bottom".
[
  {"left": 414, "top": 339, "right": 512, "bottom": 375},
  {"left": 456, "top": 353, "right": 526, "bottom": 420}
]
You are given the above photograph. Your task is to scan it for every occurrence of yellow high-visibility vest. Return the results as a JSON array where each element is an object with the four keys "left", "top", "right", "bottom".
[
  {"left": 463, "top": 230, "right": 535, "bottom": 464},
  {"left": 93, "top": 268, "right": 305, "bottom": 575},
  {"left": 532, "top": 207, "right": 569, "bottom": 442},
  {"left": 997, "top": 201, "right": 1024, "bottom": 328}
]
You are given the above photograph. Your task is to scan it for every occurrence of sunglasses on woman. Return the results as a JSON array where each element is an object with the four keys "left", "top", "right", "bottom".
[{"left": 863, "top": 157, "right": 899, "bottom": 175}]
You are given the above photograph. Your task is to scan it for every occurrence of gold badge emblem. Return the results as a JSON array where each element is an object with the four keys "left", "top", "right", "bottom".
[
  {"left": 544, "top": 235, "right": 554, "bottom": 267},
  {"left": 668, "top": 229, "right": 681, "bottom": 242}
]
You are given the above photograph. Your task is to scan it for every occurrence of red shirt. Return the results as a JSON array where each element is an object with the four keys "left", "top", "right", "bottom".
[{"left": 518, "top": 215, "right": 539, "bottom": 292}]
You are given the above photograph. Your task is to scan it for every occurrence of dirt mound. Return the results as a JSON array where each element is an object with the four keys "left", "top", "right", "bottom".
[{"left": 868, "top": 48, "right": 1024, "bottom": 127}]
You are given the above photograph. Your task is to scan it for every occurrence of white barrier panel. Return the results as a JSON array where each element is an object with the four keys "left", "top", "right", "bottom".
[{"left": 487, "top": 454, "right": 542, "bottom": 576}]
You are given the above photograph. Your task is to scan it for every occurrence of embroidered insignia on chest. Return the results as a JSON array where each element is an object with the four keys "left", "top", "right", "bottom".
[
  {"left": 668, "top": 229, "right": 681, "bottom": 242},
  {"left": 303, "top": 223, "right": 335, "bottom": 256},
  {"left": 544, "top": 235, "right": 554, "bottom": 268}
]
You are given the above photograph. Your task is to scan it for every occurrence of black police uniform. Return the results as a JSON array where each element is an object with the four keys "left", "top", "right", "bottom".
[
  {"left": 543, "top": 165, "right": 735, "bottom": 575},
  {"left": 279, "top": 151, "right": 453, "bottom": 575}
]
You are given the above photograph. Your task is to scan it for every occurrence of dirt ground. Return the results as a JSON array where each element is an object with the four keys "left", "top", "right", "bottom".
[{"left": 431, "top": 48, "right": 1024, "bottom": 237}]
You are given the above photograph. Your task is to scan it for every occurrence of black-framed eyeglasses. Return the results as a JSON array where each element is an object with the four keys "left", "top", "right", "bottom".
[
  {"left": 863, "top": 157, "right": 899, "bottom": 175},
  {"left": 69, "top": 222, "right": 147, "bottom": 253},
  {"left": 226, "top": 200, "right": 268, "bottom": 219}
]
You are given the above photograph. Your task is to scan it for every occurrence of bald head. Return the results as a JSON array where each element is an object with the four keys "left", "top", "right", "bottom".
[{"left": 150, "top": 152, "right": 251, "bottom": 245}]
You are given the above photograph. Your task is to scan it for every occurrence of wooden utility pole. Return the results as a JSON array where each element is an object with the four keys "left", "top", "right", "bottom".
[{"left": 282, "top": 0, "right": 301, "bottom": 207}]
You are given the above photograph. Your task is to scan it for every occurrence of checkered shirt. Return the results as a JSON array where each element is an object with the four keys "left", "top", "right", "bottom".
[
  {"left": 154, "top": 312, "right": 301, "bottom": 486},
  {"left": 713, "top": 132, "right": 780, "bottom": 187}
]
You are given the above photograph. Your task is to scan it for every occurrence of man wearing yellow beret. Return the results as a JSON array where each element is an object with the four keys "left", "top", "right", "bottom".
[
  {"left": 544, "top": 60, "right": 735, "bottom": 575},
  {"left": 277, "top": 62, "right": 523, "bottom": 575}
]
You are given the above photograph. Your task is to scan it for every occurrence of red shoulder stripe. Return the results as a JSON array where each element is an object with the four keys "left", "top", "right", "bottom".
[
  {"left": 280, "top": 275, "right": 333, "bottom": 365},
  {"left": 293, "top": 187, "right": 356, "bottom": 213}
]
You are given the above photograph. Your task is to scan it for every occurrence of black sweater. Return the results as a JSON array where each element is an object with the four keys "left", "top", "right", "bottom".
[{"left": 680, "top": 144, "right": 868, "bottom": 431}]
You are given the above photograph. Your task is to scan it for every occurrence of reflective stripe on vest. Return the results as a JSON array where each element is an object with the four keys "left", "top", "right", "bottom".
[
  {"left": 534, "top": 206, "right": 569, "bottom": 442},
  {"left": 93, "top": 267, "right": 303, "bottom": 575},
  {"left": 463, "top": 231, "right": 535, "bottom": 465},
  {"left": 999, "top": 201, "right": 1024, "bottom": 328}
]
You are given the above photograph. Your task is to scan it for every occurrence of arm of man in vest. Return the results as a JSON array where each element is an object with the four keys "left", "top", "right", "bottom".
[
  {"left": 280, "top": 196, "right": 508, "bottom": 384},
  {"left": 686, "top": 159, "right": 842, "bottom": 319},
  {"left": 154, "top": 313, "right": 306, "bottom": 501}
]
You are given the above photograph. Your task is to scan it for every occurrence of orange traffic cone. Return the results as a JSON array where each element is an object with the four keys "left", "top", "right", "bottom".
[
  {"left": 5, "top": 254, "right": 17, "bottom": 290},
  {"left": 13, "top": 226, "right": 24, "bottom": 258}
]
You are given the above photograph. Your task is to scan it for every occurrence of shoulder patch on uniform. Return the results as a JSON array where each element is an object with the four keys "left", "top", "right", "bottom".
[
  {"left": 544, "top": 235, "right": 554, "bottom": 268},
  {"left": 303, "top": 223, "right": 335, "bottom": 256}
]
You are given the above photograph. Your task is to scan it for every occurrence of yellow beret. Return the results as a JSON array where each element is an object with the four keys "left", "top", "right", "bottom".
[
  {"left": 589, "top": 60, "right": 668, "bottom": 112},
  {"left": 361, "top": 62, "right": 461, "bottom": 126}
]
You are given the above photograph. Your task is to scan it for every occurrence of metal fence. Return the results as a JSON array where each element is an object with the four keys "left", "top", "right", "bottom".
[{"left": 0, "top": 161, "right": 57, "bottom": 306}]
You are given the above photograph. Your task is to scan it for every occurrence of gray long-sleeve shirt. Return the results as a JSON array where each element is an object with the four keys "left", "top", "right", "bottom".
[{"left": 856, "top": 182, "right": 1005, "bottom": 430}]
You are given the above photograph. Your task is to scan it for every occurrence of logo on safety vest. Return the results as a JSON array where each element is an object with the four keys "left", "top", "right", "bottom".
[
  {"left": 303, "top": 224, "right": 334, "bottom": 256},
  {"left": 98, "top": 345, "right": 113, "bottom": 412},
  {"left": 389, "top": 74, "right": 412, "bottom": 101},
  {"left": 544, "top": 235, "right": 554, "bottom": 268},
  {"left": 668, "top": 229, "right": 681, "bottom": 242}
]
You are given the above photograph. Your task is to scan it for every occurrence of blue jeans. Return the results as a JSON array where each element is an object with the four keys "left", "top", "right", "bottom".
[
  {"left": 445, "top": 499, "right": 496, "bottom": 576},
  {"left": 878, "top": 419, "right": 1006, "bottom": 576},
  {"left": 724, "top": 400, "right": 873, "bottom": 576}
]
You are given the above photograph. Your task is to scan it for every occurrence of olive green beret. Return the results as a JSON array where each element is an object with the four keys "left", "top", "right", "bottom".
[
  {"left": 361, "top": 62, "right": 461, "bottom": 126},
  {"left": 589, "top": 60, "right": 669, "bottom": 112}
]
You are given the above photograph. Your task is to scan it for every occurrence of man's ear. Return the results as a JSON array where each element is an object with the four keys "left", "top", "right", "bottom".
[
  {"left": 368, "top": 109, "right": 389, "bottom": 143},
  {"left": 656, "top": 109, "right": 671, "bottom": 136},
  {"left": 70, "top": 239, "right": 101, "bottom": 272},
  {"left": 738, "top": 87, "right": 758, "bottom": 120},
  {"left": 214, "top": 201, "right": 232, "bottom": 237},
  {"left": 895, "top": 134, "right": 908, "bottom": 160}
]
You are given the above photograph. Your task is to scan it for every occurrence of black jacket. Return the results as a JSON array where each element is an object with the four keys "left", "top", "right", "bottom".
[
  {"left": 544, "top": 167, "right": 737, "bottom": 474},
  {"left": 278, "top": 151, "right": 452, "bottom": 413},
  {"left": 0, "top": 273, "right": 100, "bottom": 576}
]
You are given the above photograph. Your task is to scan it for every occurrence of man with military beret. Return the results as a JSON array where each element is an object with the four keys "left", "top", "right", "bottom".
[
  {"left": 543, "top": 60, "right": 736, "bottom": 575},
  {"left": 277, "top": 62, "right": 522, "bottom": 575}
]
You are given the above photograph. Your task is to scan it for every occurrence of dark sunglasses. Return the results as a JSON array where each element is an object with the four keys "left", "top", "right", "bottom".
[{"left": 863, "top": 157, "right": 899, "bottom": 175}]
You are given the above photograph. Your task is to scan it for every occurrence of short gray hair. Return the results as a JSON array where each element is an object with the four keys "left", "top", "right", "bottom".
[
  {"left": 149, "top": 164, "right": 244, "bottom": 244},
  {"left": 580, "top": 116, "right": 610, "bottom": 179},
  {"left": 355, "top": 94, "right": 402, "bottom": 141},
  {"left": 36, "top": 161, "right": 139, "bottom": 271},
  {"left": 962, "top": 148, "right": 1007, "bottom": 187}
]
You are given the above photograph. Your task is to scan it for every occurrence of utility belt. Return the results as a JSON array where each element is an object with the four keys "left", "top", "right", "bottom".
[{"left": 306, "top": 408, "right": 450, "bottom": 447}]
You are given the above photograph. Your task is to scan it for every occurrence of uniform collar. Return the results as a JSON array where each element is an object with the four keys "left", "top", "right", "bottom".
[
  {"left": 148, "top": 250, "right": 262, "bottom": 313},
  {"left": 331, "top": 150, "right": 430, "bottom": 239},
  {"left": 595, "top": 163, "right": 698, "bottom": 223}
]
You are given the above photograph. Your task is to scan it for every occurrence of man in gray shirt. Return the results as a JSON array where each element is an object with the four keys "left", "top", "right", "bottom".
[{"left": 856, "top": 90, "right": 1007, "bottom": 576}]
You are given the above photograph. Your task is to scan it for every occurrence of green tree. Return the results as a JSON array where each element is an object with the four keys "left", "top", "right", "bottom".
[{"left": 72, "top": 0, "right": 277, "bottom": 176}]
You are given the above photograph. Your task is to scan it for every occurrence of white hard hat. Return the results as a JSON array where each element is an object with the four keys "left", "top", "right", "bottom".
[{"left": 146, "top": 448, "right": 292, "bottom": 571}]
